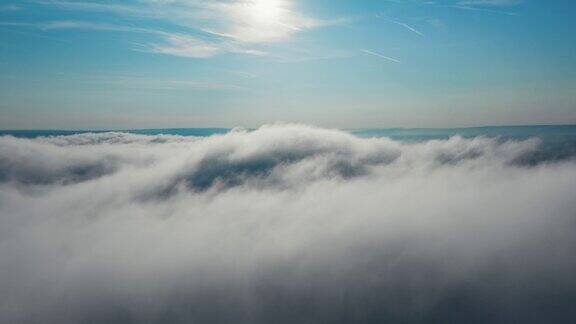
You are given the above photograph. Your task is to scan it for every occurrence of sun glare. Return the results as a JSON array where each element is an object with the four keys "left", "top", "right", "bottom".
[{"left": 246, "top": 0, "right": 285, "bottom": 25}]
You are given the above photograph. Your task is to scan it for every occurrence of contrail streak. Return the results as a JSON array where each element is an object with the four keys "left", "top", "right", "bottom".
[
  {"left": 390, "top": 20, "right": 425, "bottom": 37},
  {"left": 361, "top": 49, "right": 401, "bottom": 63}
]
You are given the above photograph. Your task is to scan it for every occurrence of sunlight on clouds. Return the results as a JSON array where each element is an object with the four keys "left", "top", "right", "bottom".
[
  {"left": 149, "top": 33, "right": 268, "bottom": 58},
  {"left": 149, "top": 0, "right": 325, "bottom": 57},
  {"left": 219, "top": 0, "right": 319, "bottom": 43},
  {"left": 142, "top": 0, "right": 322, "bottom": 44},
  {"left": 150, "top": 34, "right": 223, "bottom": 58},
  {"left": 37, "top": 0, "right": 330, "bottom": 57},
  {"left": 244, "top": 0, "right": 286, "bottom": 25}
]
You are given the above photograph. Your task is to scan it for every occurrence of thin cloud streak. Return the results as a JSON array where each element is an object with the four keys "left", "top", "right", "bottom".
[
  {"left": 458, "top": 0, "right": 522, "bottom": 6},
  {"left": 92, "top": 75, "right": 247, "bottom": 91},
  {"left": 383, "top": 17, "right": 425, "bottom": 37},
  {"left": 0, "top": 19, "right": 268, "bottom": 59},
  {"left": 451, "top": 5, "right": 517, "bottom": 16},
  {"left": 381, "top": 0, "right": 520, "bottom": 16},
  {"left": 392, "top": 20, "right": 424, "bottom": 37},
  {"left": 361, "top": 49, "right": 401, "bottom": 63}
]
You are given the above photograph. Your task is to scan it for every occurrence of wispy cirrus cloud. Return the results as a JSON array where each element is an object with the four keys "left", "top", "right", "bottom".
[
  {"left": 381, "top": 0, "right": 520, "bottom": 16},
  {"left": 199, "top": 0, "right": 321, "bottom": 43},
  {"left": 377, "top": 14, "right": 425, "bottom": 37},
  {"left": 94, "top": 74, "right": 247, "bottom": 91},
  {"left": 454, "top": 0, "right": 522, "bottom": 15},
  {"left": 35, "top": 20, "right": 156, "bottom": 33},
  {"left": 457, "top": 0, "right": 522, "bottom": 6},
  {"left": 391, "top": 20, "right": 424, "bottom": 37},
  {"left": 0, "top": 19, "right": 268, "bottom": 59},
  {"left": 361, "top": 49, "right": 401, "bottom": 63},
  {"left": 147, "top": 33, "right": 267, "bottom": 59},
  {"left": 31, "top": 0, "right": 343, "bottom": 59}
]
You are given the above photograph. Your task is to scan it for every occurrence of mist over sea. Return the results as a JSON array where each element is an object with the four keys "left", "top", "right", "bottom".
[{"left": 1, "top": 124, "right": 576, "bottom": 323}]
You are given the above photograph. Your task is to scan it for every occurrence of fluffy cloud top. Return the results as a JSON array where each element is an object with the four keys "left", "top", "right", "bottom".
[{"left": 1, "top": 124, "right": 575, "bottom": 323}]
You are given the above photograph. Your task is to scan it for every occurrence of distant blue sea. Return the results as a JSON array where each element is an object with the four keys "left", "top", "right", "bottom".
[
  {"left": 0, "top": 128, "right": 231, "bottom": 138},
  {"left": 2, "top": 125, "right": 576, "bottom": 141},
  {"left": 351, "top": 125, "right": 576, "bottom": 141},
  {"left": 4, "top": 125, "right": 575, "bottom": 164}
]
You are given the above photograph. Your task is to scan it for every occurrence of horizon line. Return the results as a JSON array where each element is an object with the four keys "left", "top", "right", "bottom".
[{"left": 1, "top": 123, "right": 576, "bottom": 133}]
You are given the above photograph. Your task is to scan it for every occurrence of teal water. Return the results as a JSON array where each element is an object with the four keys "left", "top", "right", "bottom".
[
  {"left": 5, "top": 125, "right": 574, "bottom": 164},
  {"left": 2, "top": 125, "right": 576, "bottom": 140},
  {"left": 350, "top": 125, "right": 576, "bottom": 141},
  {"left": 0, "top": 128, "right": 230, "bottom": 138}
]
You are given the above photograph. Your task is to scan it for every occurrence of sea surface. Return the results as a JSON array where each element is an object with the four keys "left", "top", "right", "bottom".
[
  {"left": 3, "top": 124, "right": 576, "bottom": 163},
  {"left": 2, "top": 124, "right": 576, "bottom": 139}
]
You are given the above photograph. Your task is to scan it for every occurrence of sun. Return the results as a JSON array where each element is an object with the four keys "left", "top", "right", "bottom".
[
  {"left": 230, "top": 0, "right": 300, "bottom": 42},
  {"left": 246, "top": 0, "right": 286, "bottom": 25}
]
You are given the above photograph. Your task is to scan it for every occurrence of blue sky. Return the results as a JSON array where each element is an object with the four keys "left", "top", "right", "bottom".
[{"left": 0, "top": 0, "right": 575, "bottom": 129}]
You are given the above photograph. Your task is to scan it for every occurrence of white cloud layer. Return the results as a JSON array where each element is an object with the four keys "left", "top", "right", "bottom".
[{"left": 1, "top": 124, "right": 576, "bottom": 323}]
